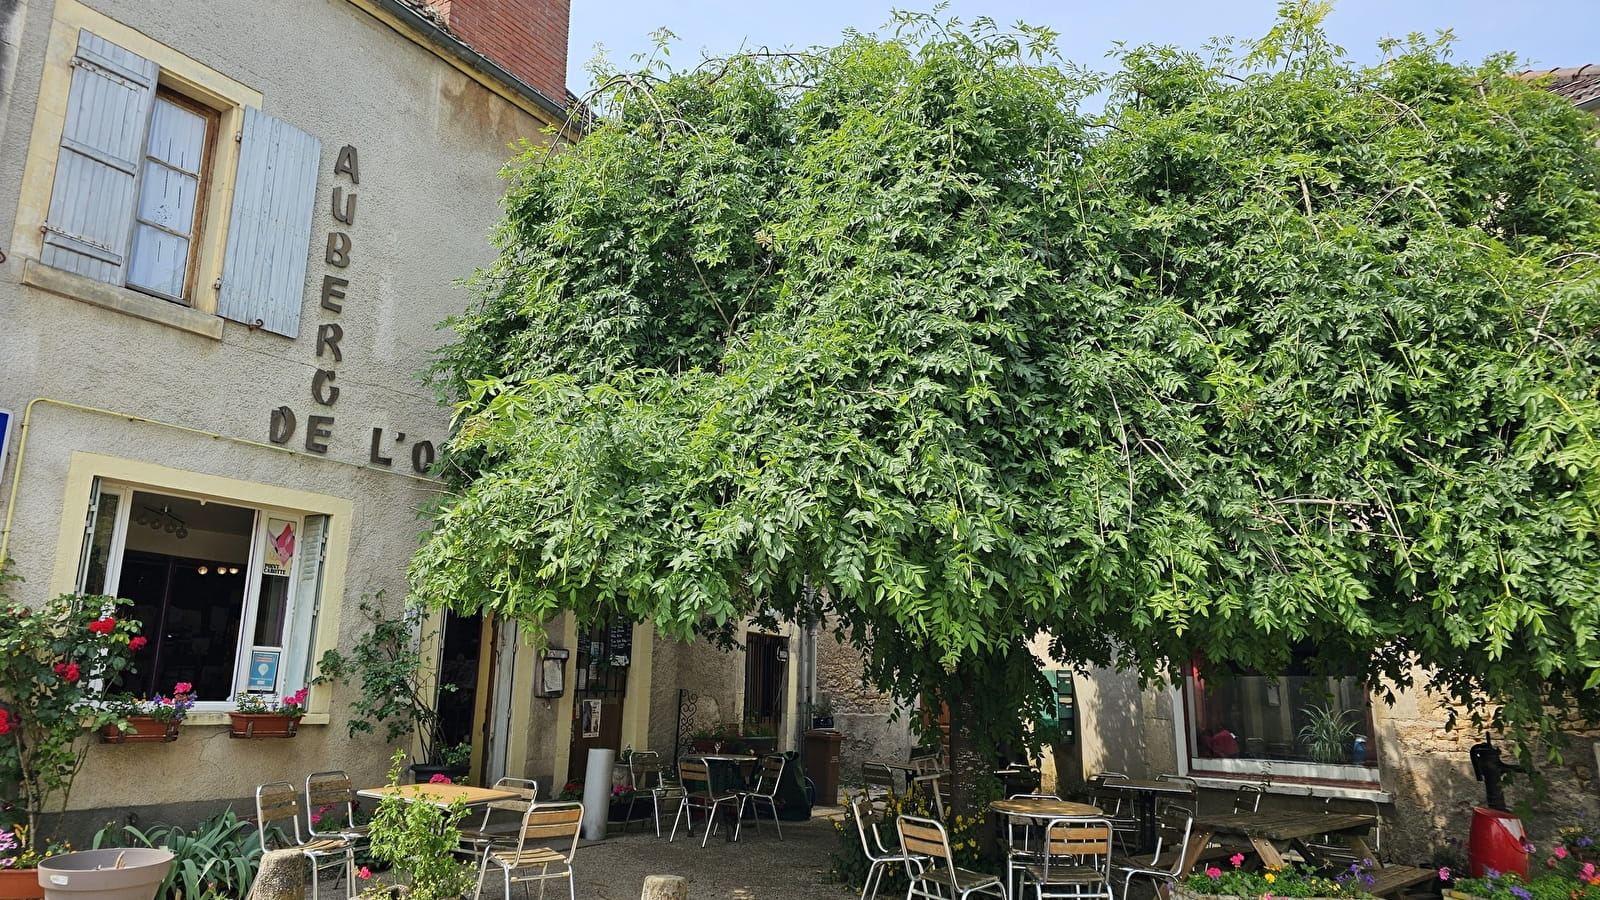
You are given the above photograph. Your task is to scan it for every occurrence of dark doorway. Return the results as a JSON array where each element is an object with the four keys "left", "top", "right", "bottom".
[
  {"left": 743, "top": 632, "right": 787, "bottom": 731},
  {"left": 437, "top": 610, "right": 482, "bottom": 757},
  {"left": 120, "top": 550, "right": 246, "bottom": 700},
  {"left": 566, "top": 616, "right": 632, "bottom": 780}
]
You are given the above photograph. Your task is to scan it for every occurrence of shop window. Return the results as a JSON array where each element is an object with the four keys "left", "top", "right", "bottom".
[
  {"left": 1184, "top": 653, "right": 1379, "bottom": 785},
  {"left": 77, "top": 479, "right": 327, "bottom": 704}
]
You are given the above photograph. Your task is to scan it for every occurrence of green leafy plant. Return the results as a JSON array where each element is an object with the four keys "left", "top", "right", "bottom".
[
  {"left": 1183, "top": 857, "right": 1374, "bottom": 898},
  {"left": 315, "top": 599, "right": 460, "bottom": 765},
  {"left": 830, "top": 785, "right": 988, "bottom": 893},
  {"left": 363, "top": 750, "right": 476, "bottom": 900},
  {"left": 91, "top": 809, "right": 264, "bottom": 900},
  {"left": 1297, "top": 703, "right": 1357, "bottom": 764},
  {"left": 0, "top": 562, "right": 144, "bottom": 855}
]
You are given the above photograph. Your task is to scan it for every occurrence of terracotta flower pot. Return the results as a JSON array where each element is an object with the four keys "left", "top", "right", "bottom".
[
  {"left": 98, "top": 716, "right": 180, "bottom": 744},
  {"left": 227, "top": 712, "right": 301, "bottom": 739},
  {"left": 0, "top": 868, "right": 44, "bottom": 900}
]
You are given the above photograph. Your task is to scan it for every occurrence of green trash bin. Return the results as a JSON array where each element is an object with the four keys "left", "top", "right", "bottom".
[{"left": 775, "top": 749, "right": 812, "bottom": 820}]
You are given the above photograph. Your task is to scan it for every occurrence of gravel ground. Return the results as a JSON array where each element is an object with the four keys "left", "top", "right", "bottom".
[{"left": 456, "top": 805, "right": 856, "bottom": 900}]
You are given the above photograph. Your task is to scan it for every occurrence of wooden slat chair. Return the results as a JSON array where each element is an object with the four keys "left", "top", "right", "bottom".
[
  {"left": 256, "top": 781, "right": 354, "bottom": 900},
  {"left": 735, "top": 754, "right": 787, "bottom": 841},
  {"left": 472, "top": 801, "right": 583, "bottom": 900},
  {"left": 909, "top": 754, "right": 950, "bottom": 820},
  {"left": 898, "top": 813, "right": 1005, "bottom": 900},
  {"left": 1018, "top": 817, "right": 1116, "bottom": 900},
  {"left": 850, "top": 794, "right": 928, "bottom": 900},
  {"left": 305, "top": 770, "right": 369, "bottom": 847},
  {"left": 669, "top": 757, "right": 741, "bottom": 846},
  {"left": 457, "top": 777, "right": 538, "bottom": 860},
  {"left": 1114, "top": 805, "right": 1195, "bottom": 900},
  {"left": 623, "top": 751, "right": 676, "bottom": 836}
]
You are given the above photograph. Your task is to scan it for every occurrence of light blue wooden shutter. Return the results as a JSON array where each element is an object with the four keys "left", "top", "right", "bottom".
[
  {"left": 42, "top": 30, "right": 157, "bottom": 283},
  {"left": 218, "top": 106, "right": 320, "bottom": 338}
]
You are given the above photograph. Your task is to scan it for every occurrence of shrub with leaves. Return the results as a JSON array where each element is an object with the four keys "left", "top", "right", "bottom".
[
  {"left": 365, "top": 751, "right": 475, "bottom": 900},
  {"left": 831, "top": 786, "right": 989, "bottom": 892},
  {"left": 92, "top": 809, "right": 263, "bottom": 900}
]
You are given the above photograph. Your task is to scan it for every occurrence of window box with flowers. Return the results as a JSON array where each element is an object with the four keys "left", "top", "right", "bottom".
[
  {"left": 229, "top": 689, "right": 308, "bottom": 738},
  {"left": 99, "top": 684, "right": 195, "bottom": 744},
  {"left": 0, "top": 564, "right": 143, "bottom": 895}
]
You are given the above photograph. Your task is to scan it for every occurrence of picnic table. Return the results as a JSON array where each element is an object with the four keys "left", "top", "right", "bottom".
[{"left": 1180, "top": 810, "right": 1433, "bottom": 899}]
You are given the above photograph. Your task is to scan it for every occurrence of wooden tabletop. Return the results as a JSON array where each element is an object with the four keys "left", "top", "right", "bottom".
[
  {"left": 1194, "top": 811, "right": 1375, "bottom": 841},
  {"left": 1100, "top": 779, "right": 1196, "bottom": 795},
  {"left": 864, "top": 758, "right": 921, "bottom": 772},
  {"left": 990, "top": 798, "right": 1102, "bottom": 819},
  {"left": 358, "top": 784, "right": 520, "bottom": 807}
]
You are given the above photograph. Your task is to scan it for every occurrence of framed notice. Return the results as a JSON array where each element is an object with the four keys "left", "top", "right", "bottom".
[
  {"left": 581, "top": 699, "right": 602, "bottom": 738},
  {"left": 248, "top": 649, "right": 281, "bottom": 691},
  {"left": 263, "top": 518, "right": 296, "bottom": 576}
]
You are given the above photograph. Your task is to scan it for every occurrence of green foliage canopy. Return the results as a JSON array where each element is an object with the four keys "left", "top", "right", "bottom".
[{"left": 413, "top": 7, "right": 1600, "bottom": 759}]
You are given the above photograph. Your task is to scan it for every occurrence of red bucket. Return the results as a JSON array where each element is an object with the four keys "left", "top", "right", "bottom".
[{"left": 1468, "top": 807, "right": 1529, "bottom": 879}]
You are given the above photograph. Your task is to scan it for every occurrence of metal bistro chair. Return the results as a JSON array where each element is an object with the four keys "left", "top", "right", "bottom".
[
  {"left": 669, "top": 757, "right": 741, "bottom": 846},
  {"left": 458, "top": 777, "right": 538, "bottom": 860},
  {"left": 1231, "top": 783, "right": 1265, "bottom": 814},
  {"left": 1114, "top": 805, "right": 1195, "bottom": 900},
  {"left": 1018, "top": 817, "right": 1116, "bottom": 900},
  {"left": 899, "top": 813, "right": 1006, "bottom": 900},
  {"left": 850, "top": 794, "right": 928, "bottom": 900},
  {"left": 735, "top": 754, "right": 787, "bottom": 842},
  {"left": 256, "top": 781, "right": 354, "bottom": 900},
  {"left": 305, "top": 770, "right": 370, "bottom": 847},
  {"left": 624, "top": 751, "right": 677, "bottom": 836},
  {"left": 1087, "top": 772, "right": 1139, "bottom": 854},
  {"left": 1002, "top": 793, "right": 1061, "bottom": 896},
  {"left": 473, "top": 800, "right": 583, "bottom": 900},
  {"left": 863, "top": 761, "right": 899, "bottom": 804},
  {"left": 1156, "top": 774, "right": 1200, "bottom": 818},
  {"left": 910, "top": 753, "right": 949, "bottom": 820}
]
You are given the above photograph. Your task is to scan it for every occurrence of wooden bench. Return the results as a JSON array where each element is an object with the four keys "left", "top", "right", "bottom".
[{"left": 1366, "top": 864, "right": 1435, "bottom": 899}]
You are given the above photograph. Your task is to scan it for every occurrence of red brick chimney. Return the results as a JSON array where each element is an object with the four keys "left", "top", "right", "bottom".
[{"left": 423, "top": 0, "right": 570, "bottom": 102}]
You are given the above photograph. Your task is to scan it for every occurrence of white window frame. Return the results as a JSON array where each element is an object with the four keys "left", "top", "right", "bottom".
[{"left": 81, "top": 480, "right": 324, "bottom": 709}]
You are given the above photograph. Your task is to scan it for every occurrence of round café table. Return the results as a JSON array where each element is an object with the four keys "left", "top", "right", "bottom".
[{"left": 990, "top": 798, "right": 1103, "bottom": 896}]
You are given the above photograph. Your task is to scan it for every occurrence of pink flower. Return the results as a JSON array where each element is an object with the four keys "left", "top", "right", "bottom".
[
  {"left": 310, "top": 813, "right": 321, "bottom": 824},
  {"left": 128, "top": 636, "right": 147, "bottom": 651},
  {"left": 1206, "top": 867, "right": 1222, "bottom": 879},
  {"left": 1581, "top": 863, "right": 1595, "bottom": 880},
  {"left": 1230, "top": 853, "right": 1245, "bottom": 868},
  {"left": 357, "top": 867, "right": 372, "bottom": 880},
  {"left": 174, "top": 682, "right": 193, "bottom": 694},
  {"left": 1439, "top": 867, "right": 1452, "bottom": 882},
  {"left": 429, "top": 774, "right": 452, "bottom": 784},
  {"left": 1555, "top": 847, "right": 1569, "bottom": 860}
]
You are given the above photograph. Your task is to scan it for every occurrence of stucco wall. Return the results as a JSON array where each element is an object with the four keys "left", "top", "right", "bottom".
[
  {"left": 0, "top": 0, "right": 553, "bottom": 818},
  {"left": 815, "top": 621, "right": 917, "bottom": 787}
]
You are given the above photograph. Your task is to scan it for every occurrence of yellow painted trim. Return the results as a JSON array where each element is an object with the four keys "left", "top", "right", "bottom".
[
  {"left": 342, "top": 0, "right": 566, "bottom": 133},
  {"left": 51, "top": 450, "right": 353, "bottom": 716},
  {"left": 620, "top": 622, "right": 654, "bottom": 752},
  {"left": 13, "top": 0, "right": 262, "bottom": 314},
  {"left": 552, "top": 613, "right": 578, "bottom": 787}
]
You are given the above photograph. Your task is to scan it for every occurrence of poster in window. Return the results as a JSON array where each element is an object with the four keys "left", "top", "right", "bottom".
[
  {"left": 263, "top": 518, "right": 296, "bottom": 576},
  {"left": 248, "top": 648, "right": 281, "bottom": 691},
  {"left": 581, "top": 699, "right": 602, "bottom": 738}
]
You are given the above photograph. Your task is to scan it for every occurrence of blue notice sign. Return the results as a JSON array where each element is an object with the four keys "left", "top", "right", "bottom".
[
  {"left": 247, "top": 649, "right": 281, "bottom": 691},
  {"left": 0, "top": 409, "right": 12, "bottom": 468}
]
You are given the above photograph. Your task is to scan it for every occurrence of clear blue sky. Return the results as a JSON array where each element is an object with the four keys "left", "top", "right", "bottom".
[{"left": 568, "top": 1, "right": 1595, "bottom": 96}]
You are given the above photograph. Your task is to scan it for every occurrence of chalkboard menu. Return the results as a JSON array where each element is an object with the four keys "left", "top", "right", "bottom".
[{"left": 607, "top": 616, "right": 633, "bottom": 666}]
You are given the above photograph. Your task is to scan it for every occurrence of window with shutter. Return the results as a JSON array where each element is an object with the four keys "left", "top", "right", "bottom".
[{"left": 32, "top": 24, "right": 317, "bottom": 337}]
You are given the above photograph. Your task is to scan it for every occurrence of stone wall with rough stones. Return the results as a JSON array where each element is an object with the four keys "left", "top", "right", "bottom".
[{"left": 815, "top": 619, "right": 918, "bottom": 793}]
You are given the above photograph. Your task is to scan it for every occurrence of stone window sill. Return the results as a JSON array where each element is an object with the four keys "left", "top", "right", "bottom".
[{"left": 21, "top": 257, "right": 224, "bottom": 340}]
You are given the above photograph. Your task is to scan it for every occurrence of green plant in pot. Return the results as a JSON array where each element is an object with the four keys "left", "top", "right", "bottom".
[
  {"left": 1297, "top": 702, "right": 1357, "bottom": 764},
  {"left": 315, "top": 599, "right": 467, "bottom": 779},
  {"left": 0, "top": 561, "right": 145, "bottom": 864},
  {"left": 358, "top": 751, "right": 475, "bottom": 900}
]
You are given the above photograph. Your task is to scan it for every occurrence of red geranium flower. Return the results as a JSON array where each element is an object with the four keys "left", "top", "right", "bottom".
[
  {"left": 53, "top": 662, "right": 81, "bottom": 682},
  {"left": 87, "top": 618, "right": 116, "bottom": 635},
  {"left": 128, "top": 636, "right": 147, "bottom": 651},
  {"left": 0, "top": 709, "right": 11, "bottom": 734}
]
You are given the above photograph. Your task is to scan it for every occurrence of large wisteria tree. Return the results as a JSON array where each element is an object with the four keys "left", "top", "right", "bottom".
[{"left": 412, "top": 4, "right": 1600, "bottom": 810}]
